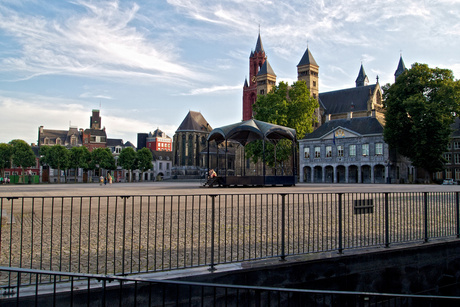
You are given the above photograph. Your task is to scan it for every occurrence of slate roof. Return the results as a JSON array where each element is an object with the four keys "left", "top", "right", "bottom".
[
  {"left": 176, "top": 111, "right": 212, "bottom": 133},
  {"left": 257, "top": 60, "right": 276, "bottom": 76},
  {"left": 39, "top": 127, "right": 82, "bottom": 146},
  {"left": 302, "top": 117, "right": 383, "bottom": 140},
  {"left": 84, "top": 129, "right": 106, "bottom": 136},
  {"left": 355, "top": 64, "right": 369, "bottom": 86},
  {"left": 150, "top": 128, "right": 170, "bottom": 138},
  {"left": 319, "top": 84, "right": 377, "bottom": 115},
  {"left": 150, "top": 150, "right": 173, "bottom": 161},
  {"left": 394, "top": 56, "right": 407, "bottom": 79},
  {"left": 106, "top": 138, "right": 124, "bottom": 147},
  {"left": 297, "top": 48, "right": 318, "bottom": 67},
  {"left": 254, "top": 33, "right": 264, "bottom": 53},
  {"left": 124, "top": 141, "right": 136, "bottom": 148}
]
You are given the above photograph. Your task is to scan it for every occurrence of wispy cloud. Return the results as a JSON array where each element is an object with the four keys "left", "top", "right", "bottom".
[
  {"left": 0, "top": 1, "right": 206, "bottom": 83},
  {"left": 180, "top": 84, "right": 241, "bottom": 95}
]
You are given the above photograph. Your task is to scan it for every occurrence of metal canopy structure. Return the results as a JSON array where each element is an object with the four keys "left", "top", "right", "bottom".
[
  {"left": 205, "top": 119, "right": 297, "bottom": 187},
  {"left": 207, "top": 119, "right": 296, "bottom": 145}
]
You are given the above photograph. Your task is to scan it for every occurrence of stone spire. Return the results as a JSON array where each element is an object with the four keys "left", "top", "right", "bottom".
[
  {"left": 355, "top": 64, "right": 369, "bottom": 87},
  {"left": 394, "top": 55, "right": 407, "bottom": 81}
]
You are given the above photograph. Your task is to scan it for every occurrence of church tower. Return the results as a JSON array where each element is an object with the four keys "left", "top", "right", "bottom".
[
  {"left": 394, "top": 55, "right": 407, "bottom": 81},
  {"left": 256, "top": 60, "right": 276, "bottom": 96},
  {"left": 297, "top": 47, "right": 319, "bottom": 99},
  {"left": 355, "top": 64, "right": 369, "bottom": 87},
  {"left": 243, "top": 34, "right": 267, "bottom": 121}
]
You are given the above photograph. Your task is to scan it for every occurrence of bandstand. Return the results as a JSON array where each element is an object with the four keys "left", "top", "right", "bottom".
[{"left": 205, "top": 119, "right": 297, "bottom": 187}]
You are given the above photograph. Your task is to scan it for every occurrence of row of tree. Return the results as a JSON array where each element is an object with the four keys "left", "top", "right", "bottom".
[{"left": 0, "top": 141, "right": 154, "bottom": 183}]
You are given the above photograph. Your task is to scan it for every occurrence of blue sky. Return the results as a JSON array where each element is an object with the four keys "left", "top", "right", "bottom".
[{"left": 1, "top": 0, "right": 460, "bottom": 146}]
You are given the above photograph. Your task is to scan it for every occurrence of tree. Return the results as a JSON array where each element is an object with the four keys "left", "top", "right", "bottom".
[
  {"left": 383, "top": 63, "right": 460, "bottom": 176},
  {"left": 69, "top": 146, "right": 91, "bottom": 183},
  {"left": 0, "top": 143, "right": 13, "bottom": 178},
  {"left": 247, "top": 81, "right": 319, "bottom": 167},
  {"left": 136, "top": 148, "right": 153, "bottom": 181},
  {"left": 10, "top": 139, "right": 36, "bottom": 183},
  {"left": 48, "top": 145, "right": 71, "bottom": 183},
  {"left": 118, "top": 147, "right": 137, "bottom": 182},
  {"left": 90, "top": 148, "right": 115, "bottom": 178}
]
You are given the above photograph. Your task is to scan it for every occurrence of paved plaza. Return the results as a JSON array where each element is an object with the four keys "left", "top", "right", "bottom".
[{"left": 1, "top": 180, "right": 459, "bottom": 197}]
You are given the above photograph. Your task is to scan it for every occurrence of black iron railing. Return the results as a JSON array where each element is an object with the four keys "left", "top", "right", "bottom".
[
  {"left": 1, "top": 267, "right": 459, "bottom": 306},
  {"left": 1, "top": 192, "right": 459, "bottom": 286}
]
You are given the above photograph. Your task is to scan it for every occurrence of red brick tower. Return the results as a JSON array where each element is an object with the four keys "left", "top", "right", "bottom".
[{"left": 242, "top": 34, "right": 266, "bottom": 121}]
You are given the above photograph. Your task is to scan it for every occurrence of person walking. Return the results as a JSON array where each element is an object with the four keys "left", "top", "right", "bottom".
[{"left": 100, "top": 175, "right": 104, "bottom": 186}]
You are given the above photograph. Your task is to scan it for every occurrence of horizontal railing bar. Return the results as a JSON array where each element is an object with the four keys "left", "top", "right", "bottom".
[{"left": 1, "top": 266, "right": 459, "bottom": 301}]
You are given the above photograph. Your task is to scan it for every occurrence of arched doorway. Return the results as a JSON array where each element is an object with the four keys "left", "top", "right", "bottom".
[
  {"left": 303, "top": 166, "right": 312, "bottom": 183},
  {"left": 374, "top": 164, "right": 385, "bottom": 183},
  {"left": 348, "top": 165, "right": 358, "bottom": 183},
  {"left": 325, "top": 166, "right": 334, "bottom": 183},
  {"left": 314, "top": 166, "right": 322, "bottom": 183},
  {"left": 337, "top": 165, "right": 346, "bottom": 183},
  {"left": 362, "top": 165, "right": 371, "bottom": 183}
]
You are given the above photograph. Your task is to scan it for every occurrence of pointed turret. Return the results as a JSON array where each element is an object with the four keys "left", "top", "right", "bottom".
[
  {"left": 244, "top": 78, "right": 249, "bottom": 88},
  {"left": 355, "top": 64, "right": 369, "bottom": 87},
  {"left": 297, "top": 48, "right": 318, "bottom": 67},
  {"left": 297, "top": 46, "right": 319, "bottom": 99},
  {"left": 254, "top": 33, "right": 264, "bottom": 53},
  {"left": 257, "top": 60, "right": 276, "bottom": 77},
  {"left": 394, "top": 55, "right": 407, "bottom": 81},
  {"left": 256, "top": 60, "right": 276, "bottom": 96}
]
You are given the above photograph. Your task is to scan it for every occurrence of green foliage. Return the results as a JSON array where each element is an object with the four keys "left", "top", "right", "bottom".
[
  {"left": 247, "top": 80, "right": 318, "bottom": 166},
  {"left": 69, "top": 146, "right": 91, "bottom": 171},
  {"left": 383, "top": 63, "right": 460, "bottom": 174},
  {"left": 118, "top": 147, "right": 137, "bottom": 171},
  {"left": 90, "top": 148, "right": 116, "bottom": 173},
  {"left": 9, "top": 139, "right": 36, "bottom": 182},
  {"left": 49, "top": 145, "right": 71, "bottom": 183},
  {"left": 0, "top": 143, "right": 13, "bottom": 177},
  {"left": 10, "top": 139, "right": 36, "bottom": 168},
  {"left": 136, "top": 148, "right": 153, "bottom": 181},
  {"left": 39, "top": 145, "right": 71, "bottom": 183}
]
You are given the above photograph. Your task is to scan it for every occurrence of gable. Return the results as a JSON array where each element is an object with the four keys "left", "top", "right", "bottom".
[{"left": 322, "top": 127, "right": 361, "bottom": 141}]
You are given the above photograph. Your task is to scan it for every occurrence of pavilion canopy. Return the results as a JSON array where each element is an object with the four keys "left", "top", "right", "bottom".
[{"left": 207, "top": 119, "right": 296, "bottom": 146}]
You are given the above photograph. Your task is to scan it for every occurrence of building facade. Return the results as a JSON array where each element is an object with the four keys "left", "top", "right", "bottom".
[
  {"left": 172, "top": 111, "right": 212, "bottom": 179},
  {"left": 146, "top": 128, "right": 172, "bottom": 151},
  {"left": 299, "top": 115, "right": 414, "bottom": 183}
]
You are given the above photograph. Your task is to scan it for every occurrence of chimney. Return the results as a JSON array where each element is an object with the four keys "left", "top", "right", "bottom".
[
  {"left": 371, "top": 109, "right": 376, "bottom": 118},
  {"left": 347, "top": 112, "right": 353, "bottom": 119}
]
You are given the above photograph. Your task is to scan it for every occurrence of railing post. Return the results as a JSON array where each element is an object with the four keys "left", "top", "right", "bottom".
[
  {"left": 456, "top": 192, "right": 460, "bottom": 239},
  {"left": 280, "top": 194, "right": 286, "bottom": 261},
  {"left": 384, "top": 193, "right": 390, "bottom": 248},
  {"left": 424, "top": 192, "right": 429, "bottom": 243},
  {"left": 120, "top": 196, "right": 130, "bottom": 275},
  {"left": 338, "top": 193, "right": 343, "bottom": 254},
  {"left": 208, "top": 195, "right": 217, "bottom": 272}
]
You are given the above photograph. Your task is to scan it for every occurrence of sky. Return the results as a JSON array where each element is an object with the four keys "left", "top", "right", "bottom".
[{"left": 1, "top": 0, "right": 460, "bottom": 146}]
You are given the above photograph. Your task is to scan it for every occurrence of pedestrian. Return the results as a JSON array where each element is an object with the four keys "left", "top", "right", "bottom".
[
  {"left": 100, "top": 175, "right": 103, "bottom": 186},
  {"left": 0, "top": 176, "right": 3, "bottom": 184},
  {"left": 108, "top": 174, "right": 112, "bottom": 184},
  {"left": 104, "top": 176, "right": 107, "bottom": 185}
]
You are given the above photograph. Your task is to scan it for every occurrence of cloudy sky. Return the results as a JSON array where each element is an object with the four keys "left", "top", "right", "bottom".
[{"left": 1, "top": 0, "right": 459, "bottom": 146}]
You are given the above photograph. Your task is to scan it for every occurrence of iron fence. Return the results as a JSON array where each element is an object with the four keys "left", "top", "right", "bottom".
[
  {"left": 1, "top": 266, "right": 459, "bottom": 306},
  {"left": 1, "top": 192, "right": 459, "bottom": 286}
]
